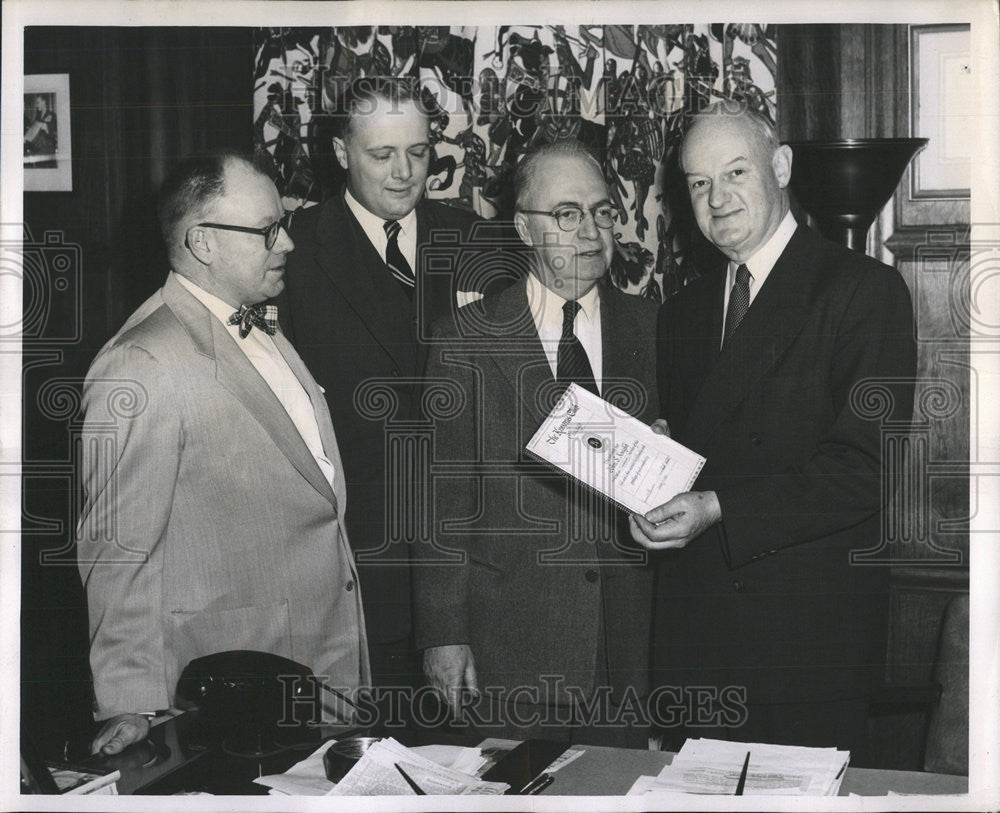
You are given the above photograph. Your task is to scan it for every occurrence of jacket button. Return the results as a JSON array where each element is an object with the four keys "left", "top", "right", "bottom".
[
  {"left": 732, "top": 580, "right": 744, "bottom": 593},
  {"left": 750, "top": 433, "right": 761, "bottom": 445},
  {"left": 345, "top": 580, "right": 355, "bottom": 592},
  {"left": 585, "top": 569, "right": 599, "bottom": 583}
]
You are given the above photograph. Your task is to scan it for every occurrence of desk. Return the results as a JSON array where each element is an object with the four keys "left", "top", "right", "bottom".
[{"left": 106, "top": 717, "right": 967, "bottom": 797}]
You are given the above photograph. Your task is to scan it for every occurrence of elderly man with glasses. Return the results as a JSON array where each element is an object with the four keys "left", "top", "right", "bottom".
[
  {"left": 413, "top": 139, "right": 658, "bottom": 745},
  {"left": 76, "top": 152, "right": 369, "bottom": 755}
]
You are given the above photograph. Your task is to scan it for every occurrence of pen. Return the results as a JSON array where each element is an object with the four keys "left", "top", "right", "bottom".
[
  {"left": 395, "top": 762, "right": 426, "bottom": 795},
  {"left": 520, "top": 772, "right": 554, "bottom": 795},
  {"left": 735, "top": 751, "right": 750, "bottom": 796}
]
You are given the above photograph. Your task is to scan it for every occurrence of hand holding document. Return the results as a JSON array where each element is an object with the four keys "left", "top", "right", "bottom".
[
  {"left": 628, "top": 738, "right": 850, "bottom": 797},
  {"left": 326, "top": 738, "right": 509, "bottom": 796},
  {"left": 526, "top": 383, "right": 706, "bottom": 516}
]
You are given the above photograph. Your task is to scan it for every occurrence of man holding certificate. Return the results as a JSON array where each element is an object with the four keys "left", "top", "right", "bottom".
[
  {"left": 413, "top": 140, "right": 658, "bottom": 745},
  {"left": 631, "top": 104, "right": 917, "bottom": 762}
]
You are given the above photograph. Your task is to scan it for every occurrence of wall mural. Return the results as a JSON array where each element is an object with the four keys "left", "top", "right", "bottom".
[{"left": 253, "top": 24, "right": 776, "bottom": 300}]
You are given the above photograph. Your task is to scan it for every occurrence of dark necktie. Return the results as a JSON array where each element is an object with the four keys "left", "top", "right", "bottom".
[
  {"left": 557, "top": 299, "right": 599, "bottom": 396},
  {"left": 722, "top": 263, "right": 751, "bottom": 348},
  {"left": 228, "top": 303, "right": 279, "bottom": 339},
  {"left": 383, "top": 219, "right": 415, "bottom": 296}
]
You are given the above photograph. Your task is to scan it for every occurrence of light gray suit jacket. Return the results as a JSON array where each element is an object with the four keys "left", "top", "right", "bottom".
[{"left": 76, "top": 273, "right": 369, "bottom": 719}]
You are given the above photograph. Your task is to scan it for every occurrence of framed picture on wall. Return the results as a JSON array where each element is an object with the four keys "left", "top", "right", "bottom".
[
  {"left": 910, "top": 24, "right": 972, "bottom": 200},
  {"left": 23, "top": 73, "right": 72, "bottom": 192}
]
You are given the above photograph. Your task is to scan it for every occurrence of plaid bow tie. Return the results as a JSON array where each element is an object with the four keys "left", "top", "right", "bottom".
[{"left": 228, "top": 303, "right": 279, "bottom": 339}]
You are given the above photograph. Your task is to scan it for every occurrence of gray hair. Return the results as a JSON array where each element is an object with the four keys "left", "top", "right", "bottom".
[
  {"left": 513, "top": 140, "right": 605, "bottom": 210},
  {"left": 680, "top": 100, "right": 779, "bottom": 170}
]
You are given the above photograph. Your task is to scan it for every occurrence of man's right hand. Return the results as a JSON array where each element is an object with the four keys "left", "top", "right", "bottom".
[
  {"left": 90, "top": 713, "right": 150, "bottom": 756},
  {"left": 423, "top": 644, "right": 479, "bottom": 716}
]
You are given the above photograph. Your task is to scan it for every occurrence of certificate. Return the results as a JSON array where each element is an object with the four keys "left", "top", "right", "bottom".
[{"left": 525, "top": 383, "right": 706, "bottom": 516}]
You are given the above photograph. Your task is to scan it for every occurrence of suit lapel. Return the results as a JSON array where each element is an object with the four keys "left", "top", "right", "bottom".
[
  {"left": 416, "top": 201, "right": 457, "bottom": 329},
  {"left": 273, "top": 331, "right": 345, "bottom": 510},
  {"left": 682, "top": 227, "right": 813, "bottom": 444},
  {"left": 162, "top": 276, "right": 338, "bottom": 510},
  {"left": 484, "top": 279, "right": 556, "bottom": 429},
  {"left": 599, "top": 281, "right": 648, "bottom": 417},
  {"left": 313, "top": 192, "right": 412, "bottom": 371}
]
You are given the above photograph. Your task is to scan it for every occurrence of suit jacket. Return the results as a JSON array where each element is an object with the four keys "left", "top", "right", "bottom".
[
  {"left": 76, "top": 273, "right": 369, "bottom": 719},
  {"left": 413, "top": 277, "right": 658, "bottom": 707},
  {"left": 278, "top": 192, "right": 505, "bottom": 645},
  {"left": 654, "top": 224, "right": 917, "bottom": 704}
]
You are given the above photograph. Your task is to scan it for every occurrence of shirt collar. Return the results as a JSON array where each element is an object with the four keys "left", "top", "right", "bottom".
[
  {"left": 526, "top": 272, "right": 601, "bottom": 328},
  {"left": 728, "top": 209, "right": 797, "bottom": 286},
  {"left": 344, "top": 187, "right": 418, "bottom": 240},
  {"left": 174, "top": 271, "right": 245, "bottom": 325}
]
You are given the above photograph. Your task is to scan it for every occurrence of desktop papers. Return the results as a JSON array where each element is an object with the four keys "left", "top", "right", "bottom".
[
  {"left": 525, "top": 383, "right": 706, "bottom": 516},
  {"left": 256, "top": 740, "right": 494, "bottom": 796},
  {"left": 326, "top": 737, "right": 509, "bottom": 796},
  {"left": 629, "top": 738, "right": 849, "bottom": 797}
]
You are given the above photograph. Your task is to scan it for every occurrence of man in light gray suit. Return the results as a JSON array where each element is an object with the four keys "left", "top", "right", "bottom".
[{"left": 76, "top": 152, "right": 369, "bottom": 755}]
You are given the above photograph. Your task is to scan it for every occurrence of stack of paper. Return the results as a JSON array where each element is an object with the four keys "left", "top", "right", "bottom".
[
  {"left": 326, "top": 737, "right": 509, "bottom": 796},
  {"left": 48, "top": 764, "right": 120, "bottom": 795},
  {"left": 629, "top": 738, "right": 849, "bottom": 797}
]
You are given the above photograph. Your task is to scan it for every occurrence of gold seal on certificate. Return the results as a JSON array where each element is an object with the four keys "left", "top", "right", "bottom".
[{"left": 525, "top": 383, "right": 707, "bottom": 516}]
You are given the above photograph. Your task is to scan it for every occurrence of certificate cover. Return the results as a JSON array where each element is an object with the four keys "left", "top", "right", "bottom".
[{"left": 525, "top": 383, "right": 706, "bottom": 516}]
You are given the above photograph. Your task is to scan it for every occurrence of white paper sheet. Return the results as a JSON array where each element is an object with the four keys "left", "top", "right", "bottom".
[{"left": 525, "top": 383, "right": 706, "bottom": 515}]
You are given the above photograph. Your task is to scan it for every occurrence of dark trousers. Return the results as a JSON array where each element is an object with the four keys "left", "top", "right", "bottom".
[{"left": 446, "top": 698, "right": 649, "bottom": 749}]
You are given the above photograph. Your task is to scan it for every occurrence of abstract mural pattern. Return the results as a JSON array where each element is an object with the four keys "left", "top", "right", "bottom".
[{"left": 253, "top": 24, "right": 776, "bottom": 299}]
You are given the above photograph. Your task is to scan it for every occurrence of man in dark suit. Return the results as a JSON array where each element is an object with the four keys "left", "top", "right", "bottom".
[
  {"left": 630, "top": 104, "right": 917, "bottom": 761},
  {"left": 414, "top": 140, "right": 658, "bottom": 745},
  {"left": 278, "top": 78, "right": 499, "bottom": 694}
]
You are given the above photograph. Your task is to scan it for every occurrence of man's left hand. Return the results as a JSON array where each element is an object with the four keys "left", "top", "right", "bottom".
[{"left": 629, "top": 491, "right": 721, "bottom": 550}]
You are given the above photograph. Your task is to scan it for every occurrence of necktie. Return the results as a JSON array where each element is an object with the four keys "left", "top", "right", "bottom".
[
  {"left": 557, "top": 299, "right": 599, "bottom": 396},
  {"left": 228, "top": 303, "right": 279, "bottom": 339},
  {"left": 723, "top": 263, "right": 751, "bottom": 348},
  {"left": 383, "top": 219, "right": 415, "bottom": 296}
]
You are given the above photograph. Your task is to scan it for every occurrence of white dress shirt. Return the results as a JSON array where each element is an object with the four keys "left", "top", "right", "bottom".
[
  {"left": 721, "top": 209, "right": 797, "bottom": 346},
  {"left": 175, "top": 272, "right": 336, "bottom": 489},
  {"left": 344, "top": 187, "right": 418, "bottom": 273},
  {"left": 526, "top": 272, "right": 603, "bottom": 393}
]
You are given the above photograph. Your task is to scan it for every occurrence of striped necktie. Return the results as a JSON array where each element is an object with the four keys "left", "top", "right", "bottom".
[{"left": 383, "top": 219, "right": 415, "bottom": 296}]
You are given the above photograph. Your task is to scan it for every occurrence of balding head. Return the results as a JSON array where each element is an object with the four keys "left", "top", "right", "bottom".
[
  {"left": 158, "top": 151, "right": 268, "bottom": 263},
  {"left": 514, "top": 139, "right": 605, "bottom": 211},
  {"left": 679, "top": 103, "right": 792, "bottom": 262},
  {"left": 513, "top": 140, "right": 616, "bottom": 301}
]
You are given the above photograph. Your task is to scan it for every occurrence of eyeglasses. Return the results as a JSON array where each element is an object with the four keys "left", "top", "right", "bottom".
[
  {"left": 197, "top": 209, "right": 296, "bottom": 250},
  {"left": 518, "top": 204, "right": 620, "bottom": 232}
]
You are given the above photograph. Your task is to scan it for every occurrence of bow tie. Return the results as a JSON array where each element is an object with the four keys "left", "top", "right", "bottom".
[{"left": 228, "top": 303, "right": 279, "bottom": 338}]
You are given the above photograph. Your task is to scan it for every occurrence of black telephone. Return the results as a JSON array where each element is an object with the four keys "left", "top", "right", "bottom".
[{"left": 176, "top": 650, "right": 321, "bottom": 751}]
